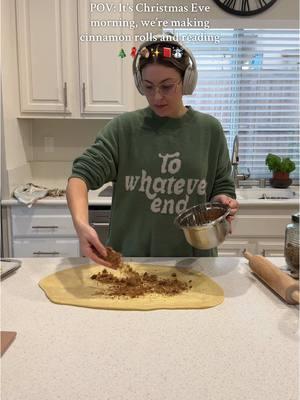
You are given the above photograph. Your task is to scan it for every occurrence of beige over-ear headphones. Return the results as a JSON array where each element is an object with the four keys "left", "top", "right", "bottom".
[{"left": 132, "top": 34, "right": 198, "bottom": 96}]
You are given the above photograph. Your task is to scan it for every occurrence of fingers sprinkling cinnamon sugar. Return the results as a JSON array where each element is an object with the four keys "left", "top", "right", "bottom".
[{"left": 104, "top": 247, "right": 123, "bottom": 269}]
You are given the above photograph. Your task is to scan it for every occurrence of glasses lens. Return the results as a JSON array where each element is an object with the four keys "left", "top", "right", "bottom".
[
  {"left": 143, "top": 86, "right": 155, "bottom": 96},
  {"left": 143, "top": 81, "right": 179, "bottom": 96},
  {"left": 160, "top": 84, "right": 176, "bottom": 96}
]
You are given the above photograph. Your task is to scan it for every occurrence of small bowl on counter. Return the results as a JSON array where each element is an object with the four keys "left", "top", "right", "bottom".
[{"left": 174, "top": 202, "right": 231, "bottom": 250}]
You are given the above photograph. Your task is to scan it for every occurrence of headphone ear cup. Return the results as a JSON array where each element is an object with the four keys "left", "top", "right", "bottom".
[
  {"left": 182, "top": 65, "right": 198, "bottom": 95},
  {"left": 134, "top": 68, "right": 144, "bottom": 96},
  {"left": 133, "top": 36, "right": 198, "bottom": 96}
]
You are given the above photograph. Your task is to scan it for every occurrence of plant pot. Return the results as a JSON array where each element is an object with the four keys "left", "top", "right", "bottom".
[{"left": 270, "top": 172, "right": 292, "bottom": 188}]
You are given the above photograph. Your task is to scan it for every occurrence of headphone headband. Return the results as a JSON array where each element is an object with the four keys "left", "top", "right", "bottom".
[{"left": 132, "top": 34, "right": 198, "bottom": 96}]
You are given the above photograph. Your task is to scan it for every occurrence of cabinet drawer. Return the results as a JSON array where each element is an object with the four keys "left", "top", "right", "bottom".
[
  {"left": 256, "top": 240, "right": 284, "bottom": 257},
  {"left": 13, "top": 238, "right": 80, "bottom": 257},
  {"left": 232, "top": 215, "right": 290, "bottom": 237},
  {"left": 12, "top": 207, "right": 76, "bottom": 237},
  {"left": 218, "top": 239, "right": 256, "bottom": 257}
]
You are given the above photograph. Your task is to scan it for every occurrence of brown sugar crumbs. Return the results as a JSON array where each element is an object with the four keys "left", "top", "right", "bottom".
[
  {"left": 91, "top": 264, "right": 191, "bottom": 299},
  {"left": 104, "top": 246, "right": 122, "bottom": 269}
]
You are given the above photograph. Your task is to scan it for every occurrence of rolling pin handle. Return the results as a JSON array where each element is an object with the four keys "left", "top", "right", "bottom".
[
  {"left": 243, "top": 249, "right": 299, "bottom": 305},
  {"left": 243, "top": 249, "right": 252, "bottom": 260},
  {"left": 290, "top": 290, "right": 300, "bottom": 305}
]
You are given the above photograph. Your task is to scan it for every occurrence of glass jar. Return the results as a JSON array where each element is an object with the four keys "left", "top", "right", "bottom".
[{"left": 284, "top": 213, "right": 299, "bottom": 278}]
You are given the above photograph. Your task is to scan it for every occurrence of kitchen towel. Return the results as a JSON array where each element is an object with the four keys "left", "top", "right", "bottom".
[{"left": 13, "top": 183, "right": 65, "bottom": 207}]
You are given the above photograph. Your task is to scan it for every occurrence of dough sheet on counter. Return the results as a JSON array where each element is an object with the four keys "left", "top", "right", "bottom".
[{"left": 39, "top": 263, "right": 224, "bottom": 311}]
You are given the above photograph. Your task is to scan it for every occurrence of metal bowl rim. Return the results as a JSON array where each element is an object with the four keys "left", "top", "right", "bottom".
[{"left": 174, "top": 202, "right": 231, "bottom": 230}]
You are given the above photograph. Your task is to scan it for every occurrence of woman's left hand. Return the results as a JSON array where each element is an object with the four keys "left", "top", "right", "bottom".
[{"left": 210, "top": 194, "right": 239, "bottom": 231}]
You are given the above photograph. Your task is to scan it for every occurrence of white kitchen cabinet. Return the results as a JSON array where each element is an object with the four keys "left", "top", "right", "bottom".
[
  {"left": 4, "top": 202, "right": 296, "bottom": 258},
  {"left": 218, "top": 239, "right": 256, "bottom": 256},
  {"left": 15, "top": 0, "right": 78, "bottom": 114},
  {"left": 12, "top": 206, "right": 76, "bottom": 236},
  {"left": 78, "top": 0, "right": 134, "bottom": 114},
  {"left": 256, "top": 240, "right": 286, "bottom": 257},
  {"left": 10, "top": 205, "right": 80, "bottom": 257},
  {"left": 15, "top": 0, "right": 134, "bottom": 118},
  {"left": 231, "top": 214, "right": 290, "bottom": 238},
  {"left": 13, "top": 238, "right": 80, "bottom": 258},
  {"left": 221, "top": 204, "right": 296, "bottom": 257}
]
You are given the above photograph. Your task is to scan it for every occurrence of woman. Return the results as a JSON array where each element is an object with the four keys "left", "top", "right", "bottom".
[{"left": 66, "top": 35, "right": 239, "bottom": 267}]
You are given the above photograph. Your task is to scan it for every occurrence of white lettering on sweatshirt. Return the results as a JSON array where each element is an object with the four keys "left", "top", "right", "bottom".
[{"left": 125, "top": 153, "right": 207, "bottom": 215}]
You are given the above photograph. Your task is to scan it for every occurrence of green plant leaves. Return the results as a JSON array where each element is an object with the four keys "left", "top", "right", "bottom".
[
  {"left": 281, "top": 158, "right": 296, "bottom": 173},
  {"left": 265, "top": 153, "right": 296, "bottom": 173}
]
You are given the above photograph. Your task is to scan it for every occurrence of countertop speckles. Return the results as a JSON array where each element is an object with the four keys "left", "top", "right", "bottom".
[{"left": 1, "top": 257, "right": 299, "bottom": 400}]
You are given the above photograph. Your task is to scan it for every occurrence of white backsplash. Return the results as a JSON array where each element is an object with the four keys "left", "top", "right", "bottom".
[
  {"left": 7, "top": 161, "right": 73, "bottom": 195},
  {"left": 30, "top": 161, "right": 73, "bottom": 189},
  {"left": 32, "top": 119, "right": 109, "bottom": 161},
  {"left": 6, "top": 163, "right": 32, "bottom": 195}
]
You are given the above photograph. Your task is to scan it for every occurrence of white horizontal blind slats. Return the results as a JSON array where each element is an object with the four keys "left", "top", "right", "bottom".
[{"left": 169, "top": 29, "right": 299, "bottom": 179}]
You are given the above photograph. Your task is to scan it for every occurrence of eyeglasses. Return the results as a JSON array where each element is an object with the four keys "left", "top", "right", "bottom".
[{"left": 142, "top": 80, "right": 182, "bottom": 97}]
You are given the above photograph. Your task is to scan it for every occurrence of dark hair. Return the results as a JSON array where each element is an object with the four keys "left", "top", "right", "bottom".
[{"left": 139, "top": 43, "right": 190, "bottom": 79}]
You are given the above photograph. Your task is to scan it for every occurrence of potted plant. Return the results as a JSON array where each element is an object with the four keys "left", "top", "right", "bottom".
[{"left": 265, "top": 153, "right": 296, "bottom": 188}]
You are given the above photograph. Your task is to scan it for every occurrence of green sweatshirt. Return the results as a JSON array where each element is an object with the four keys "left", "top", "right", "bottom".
[{"left": 70, "top": 106, "right": 236, "bottom": 257}]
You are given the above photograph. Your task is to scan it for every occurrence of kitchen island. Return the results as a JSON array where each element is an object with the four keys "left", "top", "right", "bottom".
[{"left": 1, "top": 257, "right": 298, "bottom": 400}]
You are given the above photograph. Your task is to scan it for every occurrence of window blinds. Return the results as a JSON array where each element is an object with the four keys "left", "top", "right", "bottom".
[{"left": 172, "top": 29, "right": 299, "bottom": 179}]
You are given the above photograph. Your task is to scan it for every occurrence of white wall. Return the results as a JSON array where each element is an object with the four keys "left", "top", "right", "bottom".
[
  {"left": 29, "top": 119, "right": 108, "bottom": 188},
  {"left": 2, "top": 0, "right": 33, "bottom": 194},
  {"left": 32, "top": 119, "right": 107, "bottom": 161}
]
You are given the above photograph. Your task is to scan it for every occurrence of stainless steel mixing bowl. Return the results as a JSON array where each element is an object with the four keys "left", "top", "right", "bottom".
[{"left": 174, "top": 202, "right": 231, "bottom": 250}]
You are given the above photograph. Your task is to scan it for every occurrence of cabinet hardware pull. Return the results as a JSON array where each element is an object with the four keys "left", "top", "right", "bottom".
[
  {"left": 33, "top": 251, "right": 60, "bottom": 255},
  {"left": 91, "top": 223, "right": 109, "bottom": 226},
  {"left": 82, "top": 82, "right": 86, "bottom": 111},
  {"left": 63, "top": 82, "right": 68, "bottom": 108},
  {"left": 31, "top": 226, "right": 59, "bottom": 229}
]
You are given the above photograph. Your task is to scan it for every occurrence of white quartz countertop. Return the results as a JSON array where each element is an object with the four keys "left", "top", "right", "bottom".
[
  {"left": 1, "top": 257, "right": 299, "bottom": 400},
  {"left": 1, "top": 188, "right": 111, "bottom": 206},
  {"left": 1, "top": 194, "right": 299, "bottom": 207},
  {"left": 1, "top": 185, "right": 299, "bottom": 207}
]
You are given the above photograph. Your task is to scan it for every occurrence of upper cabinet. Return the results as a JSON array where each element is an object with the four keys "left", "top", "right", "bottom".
[
  {"left": 78, "top": 0, "right": 134, "bottom": 115},
  {"left": 15, "top": 0, "right": 134, "bottom": 118},
  {"left": 16, "top": 0, "right": 77, "bottom": 115}
]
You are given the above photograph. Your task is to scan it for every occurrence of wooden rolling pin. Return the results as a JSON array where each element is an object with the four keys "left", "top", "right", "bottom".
[{"left": 243, "top": 250, "right": 300, "bottom": 305}]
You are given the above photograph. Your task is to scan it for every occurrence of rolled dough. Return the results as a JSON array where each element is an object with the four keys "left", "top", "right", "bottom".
[{"left": 39, "top": 263, "right": 224, "bottom": 311}]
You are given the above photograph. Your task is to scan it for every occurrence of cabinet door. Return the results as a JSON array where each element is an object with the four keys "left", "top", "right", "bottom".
[
  {"left": 16, "top": 0, "right": 76, "bottom": 114},
  {"left": 78, "top": 0, "right": 134, "bottom": 114},
  {"left": 256, "top": 240, "right": 284, "bottom": 257},
  {"left": 218, "top": 239, "right": 256, "bottom": 256},
  {"left": 232, "top": 214, "right": 290, "bottom": 237}
]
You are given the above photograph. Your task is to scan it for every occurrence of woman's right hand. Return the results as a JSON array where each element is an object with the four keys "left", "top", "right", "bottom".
[{"left": 75, "top": 222, "right": 112, "bottom": 267}]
